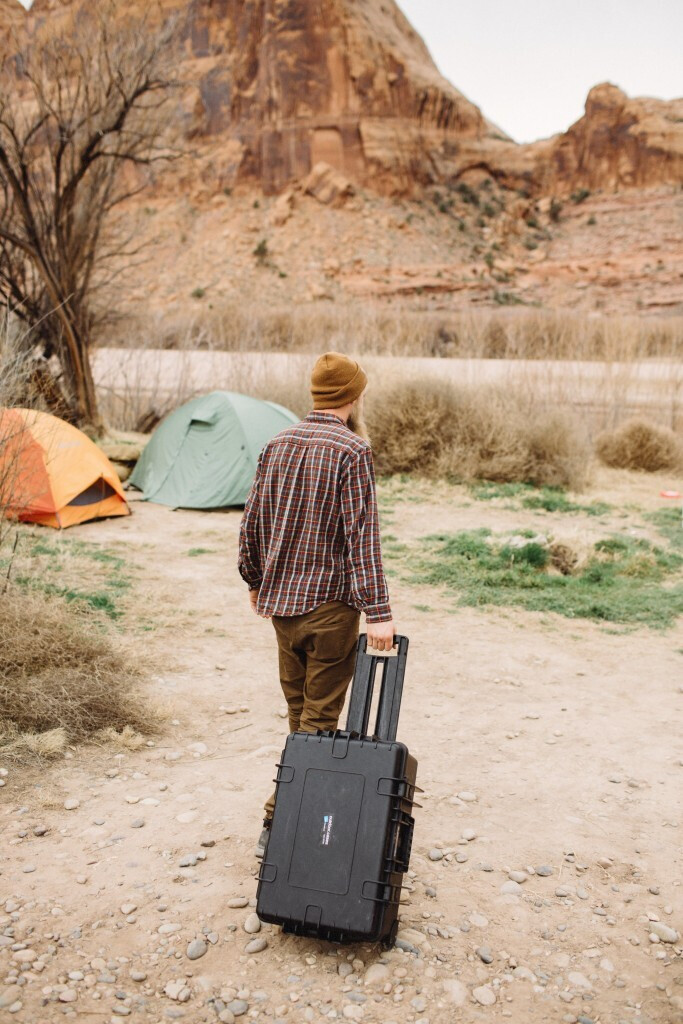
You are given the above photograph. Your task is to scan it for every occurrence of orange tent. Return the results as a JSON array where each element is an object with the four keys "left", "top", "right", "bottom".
[{"left": 0, "top": 408, "right": 130, "bottom": 528}]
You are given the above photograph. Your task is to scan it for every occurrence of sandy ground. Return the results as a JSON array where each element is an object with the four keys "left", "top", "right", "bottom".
[{"left": 1, "top": 478, "right": 683, "bottom": 1024}]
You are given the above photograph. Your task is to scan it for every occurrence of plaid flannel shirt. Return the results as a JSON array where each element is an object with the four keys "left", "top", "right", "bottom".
[{"left": 238, "top": 412, "right": 392, "bottom": 623}]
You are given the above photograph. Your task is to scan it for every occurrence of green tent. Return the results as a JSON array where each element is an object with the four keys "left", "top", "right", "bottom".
[{"left": 129, "top": 391, "right": 298, "bottom": 508}]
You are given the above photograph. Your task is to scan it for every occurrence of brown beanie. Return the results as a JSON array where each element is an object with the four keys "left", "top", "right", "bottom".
[{"left": 310, "top": 352, "right": 368, "bottom": 409}]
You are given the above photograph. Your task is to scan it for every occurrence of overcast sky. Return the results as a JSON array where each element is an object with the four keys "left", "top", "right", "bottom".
[{"left": 398, "top": 0, "right": 683, "bottom": 143}]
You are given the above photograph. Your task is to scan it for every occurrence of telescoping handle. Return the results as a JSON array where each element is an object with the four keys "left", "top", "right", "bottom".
[{"left": 345, "top": 634, "right": 409, "bottom": 743}]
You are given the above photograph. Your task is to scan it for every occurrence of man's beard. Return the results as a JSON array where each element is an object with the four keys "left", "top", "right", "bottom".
[{"left": 347, "top": 406, "right": 371, "bottom": 444}]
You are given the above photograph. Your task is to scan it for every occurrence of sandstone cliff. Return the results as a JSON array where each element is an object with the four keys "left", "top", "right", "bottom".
[{"left": 538, "top": 83, "right": 683, "bottom": 194}]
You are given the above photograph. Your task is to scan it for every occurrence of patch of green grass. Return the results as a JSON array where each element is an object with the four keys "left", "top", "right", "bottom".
[
  {"left": 187, "top": 548, "right": 214, "bottom": 557},
  {"left": 11, "top": 534, "right": 131, "bottom": 621},
  {"left": 470, "top": 481, "right": 611, "bottom": 516},
  {"left": 645, "top": 507, "right": 683, "bottom": 550},
  {"left": 386, "top": 529, "right": 683, "bottom": 629}
]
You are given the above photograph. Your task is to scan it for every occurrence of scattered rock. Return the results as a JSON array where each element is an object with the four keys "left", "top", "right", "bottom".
[
  {"left": 165, "top": 979, "right": 191, "bottom": 1002},
  {"left": 186, "top": 938, "right": 208, "bottom": 960},
  {"left": 228, "top": 897, "right": 249, "bottom": 908},
  {"left": 58, "top": 989, "right": 77, "bottom": 1003},
  {"left": 243, "top": 913, "right": 261, "bottom": 934},
  {"left": 245, "top": 937, "right": 267, "bottom": 954},
  {"left": 500, "top": 880, "right": 522, "bottom": 895},
  {"left": 442, "top": 979, "right": 468, "bottom": 1006},
  {"left": 535, "top": 865, "right": 553, "bottom": 876},
  {"left": 476, "top": 946, "right": 493, "bottom": 964},
  {"left": 462, "top": 828, "right": 477, "bottom": 841},
  {"left": 472, "top": 984, "right": 496, "bottom": 1006},
  {"left": 364, "top": 963, "right": 389, "bottom": 986},
  {"left": 649, "top": 921, "right": 679, "bottom": 943},
  {"left": 227, "top": 999, "right": 249, "bottom": 1017},
  {"left": 508, "top": 870, "right": 527, "bottom": 883},
  {"left": 63, "top": 799, "right": 80, "bottom": 811},
  {"left": 429, "top": 848, "right": 444, "bottom": 861},
  {"left": 568, "top": 971, "right": 592, "bottom": 990}
]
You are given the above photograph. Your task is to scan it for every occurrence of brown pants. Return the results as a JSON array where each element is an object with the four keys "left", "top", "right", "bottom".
[{"left": 264, "top": 600, "right": 360, "bottom": 819}]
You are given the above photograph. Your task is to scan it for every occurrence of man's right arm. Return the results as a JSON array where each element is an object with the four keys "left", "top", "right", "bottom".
[{"left": 340, "top": 447, "right": 395, "bottom": 651}]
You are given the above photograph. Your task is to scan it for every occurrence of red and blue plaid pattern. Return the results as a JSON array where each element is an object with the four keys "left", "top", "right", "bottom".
[{"left": 238, "top": 412, "right": 392, "bottom": 623}]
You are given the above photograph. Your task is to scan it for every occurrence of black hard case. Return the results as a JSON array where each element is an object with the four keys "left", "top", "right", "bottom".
[{"left": 256, "top": 634, "right": 418, "bottom": 947}]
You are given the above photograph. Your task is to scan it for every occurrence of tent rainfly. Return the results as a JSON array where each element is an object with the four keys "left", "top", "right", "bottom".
[
  {"left": 129, "top": 391, "right": 299, "bottom": 508},
  {"left": 0, "top": 408, "right": 130, "bottom": 528}
]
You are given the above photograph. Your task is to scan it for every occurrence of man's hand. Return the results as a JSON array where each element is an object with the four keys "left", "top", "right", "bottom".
[
  {"left": 249, "top": 588, "right": 259, "bottom": 614},
  {"left": 367, "top": 619, "right": 396, "bottom": 653}
]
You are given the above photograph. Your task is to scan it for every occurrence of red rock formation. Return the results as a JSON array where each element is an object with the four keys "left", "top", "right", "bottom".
[{"left": 539, "top": 83, "right": 683, "bottom": 194}]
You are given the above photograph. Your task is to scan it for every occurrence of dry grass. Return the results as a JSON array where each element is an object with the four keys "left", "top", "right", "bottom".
[
  {"left": 0, "top": 587, "right": 159, "bottom": 762},
  {"left": 366, "top": 378, "right": 591, "bottom": 490},
  {"left": 105, "top": 301, "right": 683, "bottom": 362},
  {"left": 595, "top": 417, "right": 683, "bottom": 472}
]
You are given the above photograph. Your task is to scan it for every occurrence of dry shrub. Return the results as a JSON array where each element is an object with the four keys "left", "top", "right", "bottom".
[
  {"left": 0, "top": 588, "right": 159, "bottom": 761},
  {"left": 366, "top": 378, "right": 590, "bottom": 489},
  {"left": 595, "top": 417, "right": 683, "bottom": 472},
  {"left": 106, "top": 301, "right": 683, "bottom": 362}
]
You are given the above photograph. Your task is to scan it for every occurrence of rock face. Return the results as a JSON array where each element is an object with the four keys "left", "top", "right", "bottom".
[
  {"left": 19, "top": 0, "right": 506, "bottom": 196},
  {"left": 177, "top": 0, "right": 506, "bottom": 195},
  {"left": 539, "top": 83, "right": 683, "bottom": 194},
  {"left": 9, "top": 2, "right": 683, "bottom": 201}
]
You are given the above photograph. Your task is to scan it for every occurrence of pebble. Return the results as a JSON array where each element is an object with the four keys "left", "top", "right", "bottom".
[
  {"left": 179, "top": 854, "right": 199, "bottom": 867},
  {"left": 228, "top": 897, "right": 249, "bottom": 908},
  {"left": 649, "top": 922, "right": 679, "bottom": 943},
  {"left": 472, "top": 985, "right": 496, "bottom": 1006},
  {"left": 120, "top": 904, "right": 137, "bottom": 915},
  {"left": 59, "top": 989, "right": 77, "bottom": 1002},
  {"left": 476, "top": 946, "right": 493, "bottom": 964},
  {"left": 338, "top": 963, "right": 354, "bottom": 977},
  {"left": 508, "top": 870, "right": 527, "bottom": 883},
  {"left": 130, "top": 971, "right": 147, "bottom": 982},
  {"left": 176, "top": 811, "right": 197, "bottom": 824},
  {"left": 0, "top": 988, "right": 21, "bottom": 1010},
  {"left": 245, "top": 937, "right": 267, "bottom": 954},
  {"left": 243, "top": 913, "right": 261, "bottom": 934},
  {"left": 461, "top": 828, "right": 477, "bottom": 841},
  {"left": 63, "top": 799, "right": 80, "bottom": 811},
  {"left": 158, "top": 922, "right": 181, "bottom": 935},
  {"left": 219, "top": 1012, "right": 236, "bottom": 1024},
  {"left": 457, "top": 791, "right": 477, "bottom": 802},
  {"left": 500, "top": 881, "right": 522, "bottom": 895},
  {"left": 535, "top": 865, "right": 553, "bottom": 876},
  {"left": 33, "top": 825, "right": 48, "bottom": 836},
  {"left": 469, "top": 913, "right": 488, "bottom": 928},
  {"left": 568, "top": 972, "right": 592, "bottom": 990},
  {"left": 442, "top": 979, "right": 467, "bottom": 1006},
  {"left": 455, "top": 852, "right": 468, "bottom": 863},
  {"left": 186, "top": 939, "right": 208, "bottom": 960},
  {"left": 164, "top": 979, "right": 191, "bottom": 1002},
  {"left": 364, "top": 964, "right": 389, "bottom": 986},
  {"left": 428, "top": 849, "right": 444, "bottom": 862},
  {"left": 130, "top": 818, "right": 145, "bottom": 829},
  {"left": 227, "top": 999, "right": 249, "bottom": 1017},
  {"left": 21, "top": 864, "right": 36, "bottom": 874}
]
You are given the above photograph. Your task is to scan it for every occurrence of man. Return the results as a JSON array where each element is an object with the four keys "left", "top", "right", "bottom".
[{"left": 238, "top": 352, "right": 395, "bottom": 856}]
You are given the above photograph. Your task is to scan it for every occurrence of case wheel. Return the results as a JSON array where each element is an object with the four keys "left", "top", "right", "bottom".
[{"left": 381, "top": 918, "right": 399, "bottom": 950}]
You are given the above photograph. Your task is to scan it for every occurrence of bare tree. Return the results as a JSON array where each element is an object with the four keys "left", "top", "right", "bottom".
[{"left": 0, "top": 4, "right": 178, "bottom": 428}]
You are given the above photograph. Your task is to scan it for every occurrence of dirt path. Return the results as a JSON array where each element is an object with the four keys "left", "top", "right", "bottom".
[{"left": 1, "top": 488, "right": 682, "bottom": 1024}]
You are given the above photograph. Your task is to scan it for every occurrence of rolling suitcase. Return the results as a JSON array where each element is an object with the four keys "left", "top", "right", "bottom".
[{"left": 256, "top": 633, "right": 418, "bottom": 948}]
